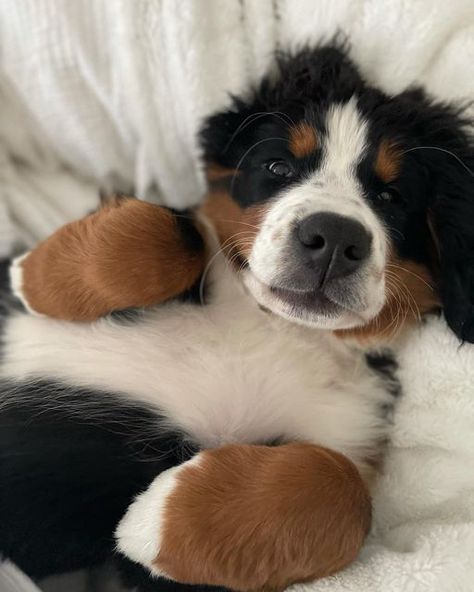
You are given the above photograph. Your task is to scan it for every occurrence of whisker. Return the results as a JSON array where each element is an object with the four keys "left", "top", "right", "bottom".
[
  {"left": 144, "top": 211, "right": 261, "bottom": 233},
  {"left": 199, "top": 248, "right": 225, "bottom": 305},
  {"left": 383, "top": 224, "right": 405, "bottom": 242},
  {"left": 393, "top": 274, "right": 422, "bottom": 322},
  {"left": 402, "top": 146, "right": 474, "bottom": 178},
  {"left": 207, "top": 217, "right": 261, "bottom": 230},
  {"left": 230, "top": 137, "right": 288, "bottom": 199},
  {"left": 198, "top": 230, "right": 258, "bottom": 303},
  {"left": 223, "top": 111, "right": 295, "bottom": 153},
  {"left": 219, "top": 230, "right": 258, "bottom": 241},
  {"left": 383, "top": 277, "right": 408, "bottom": 339},
  {"left": 386, "top": 263, "right": 435, "bottom": 291},
  {"left": 386, "top": 271, "right": 421, "bottom": 327}
]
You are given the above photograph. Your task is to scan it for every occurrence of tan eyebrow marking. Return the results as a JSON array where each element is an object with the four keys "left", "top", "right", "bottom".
[
  {"left": 205, "top": 163, "right": 237, "bottom": 183},
  {"left": 289, "top": 122, "right": 319, "bottom": 158},
  {"left": 375, "top": 140, "right": 402, "bottom": 183}
]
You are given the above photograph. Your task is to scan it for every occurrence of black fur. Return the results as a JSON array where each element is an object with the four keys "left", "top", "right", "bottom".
[
  {"left": 0, "top": 259, "right": 10, "bottom": 332},
  {"left": 200, "top": 42, "right": 474, "bottom": 342},
  {"left": 0, "top": 379, "right": 215, "bottom": 591},
  {"left": 0, "top": 259, "right": 25, "bottom": 316},
  {"left": 0, "top": 260, "right": 25, "bottom": 361},
  {"left": 366, "top": 350, "right": 401, "bottom": 399},
  {"left": 170, "top": 208, "right": 206, "bottom": 255},
  {"left": 117, "top": 559, "right": 228, "bottom": 592},
  {"left": 169, "top": 207, "right": 207, "bottom": 305}
]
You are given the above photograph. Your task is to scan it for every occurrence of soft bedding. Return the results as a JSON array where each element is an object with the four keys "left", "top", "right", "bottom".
[{"left": 0, "top": 1, "right": 473, "bottom": 590}]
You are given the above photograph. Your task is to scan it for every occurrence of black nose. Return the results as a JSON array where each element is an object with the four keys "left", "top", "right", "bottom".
[{"left": 296, "top": 213, "right": 372, "bottom": 285}]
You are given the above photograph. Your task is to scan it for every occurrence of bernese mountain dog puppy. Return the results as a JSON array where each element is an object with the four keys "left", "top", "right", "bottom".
[{"left": 1, "top": 43, "right": 473, "bottom": 592}]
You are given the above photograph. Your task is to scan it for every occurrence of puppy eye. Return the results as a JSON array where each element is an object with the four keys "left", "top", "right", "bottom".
[
  {"left": 267, "top": 161, "right": 294, "bottom": 178},
  {"left": 377, "top": 188, "right": 400, "bottom": 204}
]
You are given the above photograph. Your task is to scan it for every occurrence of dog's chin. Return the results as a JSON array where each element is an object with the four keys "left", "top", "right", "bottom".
[{"left": 243, "top": 271, "right": 377, "bottom": 331}]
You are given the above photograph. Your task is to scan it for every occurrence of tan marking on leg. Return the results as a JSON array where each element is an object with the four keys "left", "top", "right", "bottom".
[
  {"left": 154, "top": 443, "right": 371, "bottom": 592},
  {"left": 374, "top": 140, "right": 402, "bottom": 183},
  {"left": 289, "top": 123, "right": 318, "bottom": 158},
  {"left": 18, "top": 199, "right": 206, "bottom": 321}
]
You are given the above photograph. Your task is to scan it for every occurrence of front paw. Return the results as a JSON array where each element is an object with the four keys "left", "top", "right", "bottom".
[
  {"left": 11, "top": 198, "right": 205, "bottom": 321},
  {"left": 115, "top": 444, "right": 371, "bottom": 592}
]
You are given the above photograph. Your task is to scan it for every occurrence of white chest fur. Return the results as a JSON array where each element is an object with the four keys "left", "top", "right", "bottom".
[{"left": 1, "top": 259, "right": 390, "bottom": 468}]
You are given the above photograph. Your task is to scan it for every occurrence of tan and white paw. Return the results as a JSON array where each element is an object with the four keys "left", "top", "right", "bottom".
[
  {"left": 115, "top": 457, "right": 202, "bottom": 580},
  {"left": 115, "top": 444, "right": 372, "bottom": 592},
  {"left": 7, "top": 199, "right": 206, "bottom": 321}
]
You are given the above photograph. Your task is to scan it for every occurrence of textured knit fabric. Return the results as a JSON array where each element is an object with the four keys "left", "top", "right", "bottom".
[{"left": 1, "top": 0, "right": 474, "bottom": 251}]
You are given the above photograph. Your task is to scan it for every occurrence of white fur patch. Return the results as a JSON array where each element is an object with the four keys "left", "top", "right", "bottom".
[
  {"left": 1, "top": 253, "right": 390, "bottom": 469},
  {"left": 323, "top": 97, "right": 369, "bottom": 175},
  {"left": 248, "top": 98, "right": 388, "bottom": 328},
  {"left": 115, "top": 456, "right": 202, "bottom": 576},
  {"left": 9, "top": 253, "right": 42, "bottom": 316}
]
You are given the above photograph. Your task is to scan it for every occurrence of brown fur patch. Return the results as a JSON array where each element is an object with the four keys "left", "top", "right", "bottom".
[
  {"left": 289, "top": 122, "right": 319, "bottom": 158},
  {"left": 337, "top": 256, "right": 440, "bottom": 342},
  {"left": 154, "top": 443, "right": 371, "bottom": 592},
  {"left": 375, "top": 140, "right": 402, "bottom": 183},
  {"left": 206, "top": 163, "right": 238, "bottom": 184},
  {"left": 19, "top": 199, "right": 206, "bottom": 321},
  {"left": 200, "top": 190, "right": 268, "bottom": 266}
]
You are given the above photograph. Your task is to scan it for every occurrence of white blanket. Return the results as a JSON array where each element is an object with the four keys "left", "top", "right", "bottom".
[
  {"left": 293, "top": 317, "right": 474, "bottom": 592},
  {"left": 0, "top": 1, "right": 473, "bottom": 590}
]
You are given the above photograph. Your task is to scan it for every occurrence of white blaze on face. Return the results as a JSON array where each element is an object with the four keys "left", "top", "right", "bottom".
[{"left": 246, "top": 98, "right": 388, "bottom": 329}]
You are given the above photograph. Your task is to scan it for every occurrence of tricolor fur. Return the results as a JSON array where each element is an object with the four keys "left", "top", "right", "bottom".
[{"left": 1, "top": 43, "right": 473, "bottom": 592}]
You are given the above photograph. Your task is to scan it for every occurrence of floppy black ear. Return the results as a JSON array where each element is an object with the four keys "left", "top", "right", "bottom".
[
  {"left": 199, "top": 40, "right": 363, "bottom": 167},
  {"left": 400, "top": 92, "right": 474, "bottom": 342},
  {"left": 432, "top": 171, "right": 474, "bottom": 343}
]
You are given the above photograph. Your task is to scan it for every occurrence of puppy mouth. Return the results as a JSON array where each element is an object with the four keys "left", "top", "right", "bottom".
[
  {"left": 243, "top": 271, "right": 368, "bottom": 329},
  {"left": 267, "top": 285, "right": 343, "bottom": 317}
]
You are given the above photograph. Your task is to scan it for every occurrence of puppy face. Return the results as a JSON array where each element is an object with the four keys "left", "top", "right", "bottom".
[{"left": 201, "top": 44, "right": 474, "bottom": 340}]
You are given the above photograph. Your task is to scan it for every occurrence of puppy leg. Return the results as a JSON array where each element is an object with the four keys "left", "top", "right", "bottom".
[
  {"left": 10, "top": 197, "right": 206, "bottom": 321},
  {"left": 116, "top": 443, "right": 372, "bottom": 592}
]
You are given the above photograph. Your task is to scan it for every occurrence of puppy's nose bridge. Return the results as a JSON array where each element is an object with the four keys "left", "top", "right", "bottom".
[{"left": 296, "top": 213, "right": 372, "bottom": 284}]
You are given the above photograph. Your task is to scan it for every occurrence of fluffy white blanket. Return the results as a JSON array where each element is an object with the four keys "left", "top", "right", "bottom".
[
  {"left": 294, "top": 317, "right": 474, "bottom": 592},
  {"left": 0, "top": 1, "right": 473, "bottom": 590}
]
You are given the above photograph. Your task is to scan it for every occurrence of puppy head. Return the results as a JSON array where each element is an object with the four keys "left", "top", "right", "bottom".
[{"left": 200, "top": 43, "right": 474, "bottom": 341}]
